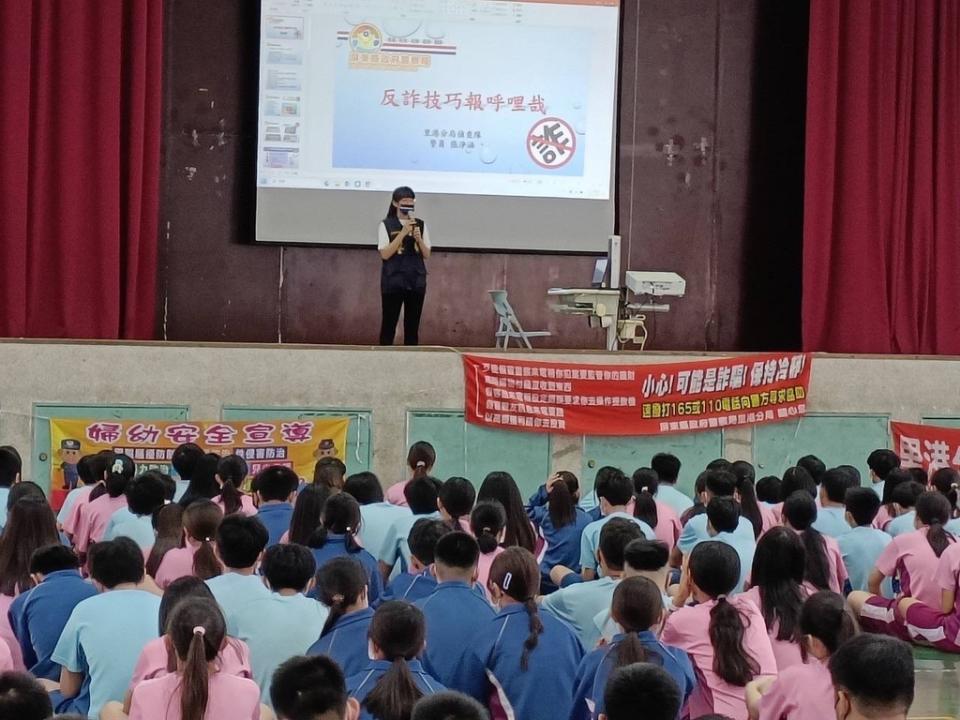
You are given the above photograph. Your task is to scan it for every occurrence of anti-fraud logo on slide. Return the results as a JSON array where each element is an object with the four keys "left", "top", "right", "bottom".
[
  {"left": 349, "top": 23, "right": 383, "bottom": 52},
  {"left": 527, "top": 117, "right": 576, "bottom": 169}
]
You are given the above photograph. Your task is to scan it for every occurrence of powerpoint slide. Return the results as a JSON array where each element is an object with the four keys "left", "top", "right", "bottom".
[
  {"left": 266, "top": 69, "right": 301, "bottom": 91},
  {"left": 264, "top": 15, "right": 304, "bottom": 40}
]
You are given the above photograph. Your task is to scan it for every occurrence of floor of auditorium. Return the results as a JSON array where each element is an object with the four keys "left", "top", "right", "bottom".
[{"left": 912, "top": 646, "right": 959, "bottom": 718}]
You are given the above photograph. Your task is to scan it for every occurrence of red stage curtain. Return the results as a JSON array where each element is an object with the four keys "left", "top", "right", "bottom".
[
  {"left": 803, "top": 0, "right": 960, "bottom": 354},
  {"left": 0, "top": 0, "right": 163, "bottom": 339}
]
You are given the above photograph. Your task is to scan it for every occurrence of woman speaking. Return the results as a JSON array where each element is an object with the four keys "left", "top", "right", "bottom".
[{"left": 378, "top": 186, "right": 430, "bottom": 345}]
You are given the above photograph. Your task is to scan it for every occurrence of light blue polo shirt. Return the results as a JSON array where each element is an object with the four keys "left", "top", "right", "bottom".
[
  {"left": 872, "top": 480, "right": 885, "bottom": 499},
  {"left": 541, "top": 575, "right": 619, "bottom": 650},
  {"left": 677, "top": 513, "right": 753, "bottom": 555},
  {"left": 812, "top": 505, "right": 853, "bottom": 538},
  {"left": 656, "top": 483, "right": 695, "bottom": 515},
  {"left": 102, "top": 507, "right": 155, "bottom": 549},
  {"left": 579, "top": 489, "right": 599, "bottom": 512},
  {"left": 232, "top": 591, "right": 329, "bottom": 704},
  {"left": 885, "top": 511, "right": 916, "bottom": 538},
  {"left": 358, "top": 501, "right": 412, "bottom": 564},
  {"left": 579, "top": 512, "right": 655, "bottom": 573},
  {"left": 0, "top": 487, "right": 9, "bottom": 529},
  {"left": 205, "top": 572, "right": 272, "bottom": 636},
  {"left": 382, "top": 511, "right": 441, "bottom": 570},
  {"left": 173, "top": 479, "right": 189, "bottom": 502},
  {"left": 837, "top": 525, "right": 894, "bottom": 595},
  {"left": 52, "top": 589, "right": 161, "bottom": 720},
  {"left": 946, "top": 518, "right": 960, "bottom": 536}
]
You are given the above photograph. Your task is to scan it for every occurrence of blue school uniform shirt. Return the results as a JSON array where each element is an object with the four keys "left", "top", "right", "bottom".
[
  {"left": 698, "top": 533, "right": 755, "bottom": 594},
  {"left": 580, "top": 513, "right": 655, "bottom": 573},
  {"left": 205, "top": 571, "right": 272, "bottom": 636},
  {"left": 310, "top": 534, "right": 384, "bottom": 604},
  {"left": 9, "top": 570, "right": 98, "bottom": 681},
  {"left": 570, "top": 630, "right": 696, "bottom": 720},
  {"left": 358, "top": 502, "right": 412, "bottom": 563},
  {"left": 378, "top": 570, "right": 489, "bottom": 606},
  {"left": 886, "top": 510, "right": 916, "bottom": 537},
  {"left": 257, "top": 502, "right": 294, "bottom": 547},
  {"left": 676, "top": 513, "right": 754, "bottom": 555},
  {"left": 837, "top": 525, "right": 894, "bottom": 594},
  {"left": 231, "top": 591, "right": 329, "bottom": 704},
  {"left": 415, "top": 581, "right": 496, "bottom": 687},
  {"left": 348, "top": 659, "right": 446, "bottom": 720},
  {"left": 541, "top": 575, "right": 619, "bottom": 649},
  {"left": 527, "top": 485, "right": 594, "bottom": 578},
  {"left": 812, "top": 505, "right": 853, "bottom": 538},
  {"left": 453, "top": 604, "right": 585, "bottom": 720},
  {"left": 308, "top": 607, "right": 375, "bottom": 678},
  {"left": 51, "top": 588, "right": 161, "bottom": 720},
  {"left": 656, "top": 483, "right": 695, "bottom": 516},
  {"left": 102, "top": 507, "right": 155, "bottom": 549}
]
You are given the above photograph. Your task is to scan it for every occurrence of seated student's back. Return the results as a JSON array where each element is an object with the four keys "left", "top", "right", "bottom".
[
  {"left": 526, "top": 471, "right": 592, "bottom": 589},
  {"left": 231, "top": 544, "right": 328, "bottom": 704},
  {"left": 308, "top": 557, "right": 375, "bottom": 678},
  {"left": 204, "top": 514, "right": 271, "bottom": 636},
  {"left": 651, "top": 453, "right": 694, "bottom": 516},
  {"left": 379, "top": 519, "right": 450, "bottom": 605},
  {"left": 102, "top": 471, "right": 167, "bottom": 549},
  {"left": 579, "top": 470, "right": 654, "bottom": 578},
  {"left": 381, "top": 476, "right": 442, "bottom": 573},
  {"left": 837, "top": 488, "right": 893, "bottom": 594},
  {"left": 51, "top": 537, "right": 162, "bottom": 720},
  {"left": 253, "top": 465, "right": 299, "bottom": 547},
  {"left": 307, "top": 493, "right": 384, "bottom": 603},
  {"left": 700, "top": 497, "right": 755, "bottom": 594},
  {"left": 271, "top": 655, "right": 361, "bottom": 720},
  {"left": 345, "top": 471, "right": 411, "bottom": 570},
  {"left": 8, "top": 545, "right": 97, "bottom": 681},
  {"left": 152, "top": 500, "right": 223, "bottom": 589},
  {"left": 415, "top": 532, "right": 495, "bottom": 688}
]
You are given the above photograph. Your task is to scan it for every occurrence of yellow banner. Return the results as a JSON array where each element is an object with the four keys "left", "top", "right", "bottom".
[{"left": 49, "top": 418, "right": 350, "bottom": 491}]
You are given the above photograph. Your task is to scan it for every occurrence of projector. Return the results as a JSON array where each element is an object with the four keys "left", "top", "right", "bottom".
[{"left": 625, "top": 271, "right": 686, "bottom": 297}]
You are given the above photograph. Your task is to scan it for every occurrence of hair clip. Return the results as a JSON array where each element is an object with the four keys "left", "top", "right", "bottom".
[
  {"left": 112, "top": 459, "right": 124, "bottom": 474},
  {"left": 502, "top": 572, "right": 513, "bottom": 591},
  {"left": 193, "top": 626, "right": 206, "bottom": 636}
]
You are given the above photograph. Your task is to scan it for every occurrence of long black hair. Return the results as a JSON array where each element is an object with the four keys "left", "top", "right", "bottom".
[
  {"left": 689, "top": 542, "right": 760, "bottom": 686},
  {"left": 288, "top": 485, "right": 332, "bottom": 546},
  {"left": 750, "top": 527, "right": 805, "bottom": 643},
  {"left": 179, "top": 453, "right": 221, "bottom": 507},
  {"left": 364, "top": 602, "right": 426, "bottom": 720},
  {"left": 407, "top": 441, "right": 436, "bottom": 479},
  {"left": 313, "top": 492, "right": 363, "bottom": 552},
  {"left": 782, "top": 491, "right": 832, "bottom": 591},
  {"left": 731, "top": 461, "right": 763, "bottom": 538},
  {"left": 632, "top": 468, "right": 659, "bottom": 530},
  {"left": 610, "top": 576, "right": 664, "bottom": 668},
  {"left": 931, "top": 468, "right": 960, "bottom": 518},
  {"left": 478, "top": 472, "right": 536, "bottom": 553},
  {"left": 386, "top": 186, "right": 415, "bottom": 218},
  {"left": 438, "top": 477, "right": 475, "bottom": 531},
  {"left": 488, "top": 548, "right": 543, "bottom": 671},
  {"left": 216, "top": 454, "right": 248, "bottom": 516},
  {"left": 800, "top": 591, "right": 858, "bottom": 655},
  {"left": 316, "top": 557, "right": 368, "bottom": 637},
  {"left": 470, "top": 501, "right": 506, "bottom": 554},
  {"left": 548, "top": 471, "right": 579, "bottom": 529},
  {"left": 916, "top": 491, "right": 955, "bottom": 558}
]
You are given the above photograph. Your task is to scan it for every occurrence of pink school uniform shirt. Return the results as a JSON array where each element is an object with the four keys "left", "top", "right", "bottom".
[
  {"left": 128, "top": 669, "right": 261, "bottom": 720},
  {"left": 876, "top": 527, "right": 952, "bottom": 607},
  {"left": 821, "top": 534, "right": 849, "bottom": 594},
  {"left": 214, "top": 493, "right": 258, "bottom": 517},
  {"left": 130, "top": 635, "right": 252, "bottom": 688},
  {"left": 74, "top": 494, "right": 127, "bottom": 554},
  {"left": 153, "top": 545, "right": 200, "bottom": 589},
  {"left": 476, "top": 546, "right": 506, "bottom": 600},
  {"left": 759, "top": 505, "right": 779, "bottom": 535},
  {"left": 662, "top": 596, "right": 777, "bottom": 720},
  {"left": 935, "top": 542, "right": 960, "bottom": 614},
  {"left": 62, "top": 488, "right": 97, "bottom": 536},
  {"left": 653, "top": 501, "right": 683, "bottom": 550},
  {"left": 0, "top": 595, "right": 24, "bottom": 671},
  {"left": 873, "top": 505, "right": 894, "bottom": 531},
  {"left": 385, "top": 480, "right": 411, "bottom": 507},
  {"left": 757, "top": 658, "right": 836, "bottom": 720},
  {"left": 741, "top": 585, "right": 809, "bottom": 671}
]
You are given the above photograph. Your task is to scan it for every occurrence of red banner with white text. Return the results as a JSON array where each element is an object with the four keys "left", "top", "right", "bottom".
[
  {"left": 891, "top": 421, "right": 960, "bottom": 472},
  {"left": 463, "top": 353, "right": 812, "bottom": 436}
]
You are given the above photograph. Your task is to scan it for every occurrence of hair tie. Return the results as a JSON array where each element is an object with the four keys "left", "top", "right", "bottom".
[
  {"left": 482, "top": 527, "right": 492, "bottom": 534},
  {"left": 502, "top": 572, "right": 513, "bottom": 591},
  {"left": 930, "top": 519, "right": 943, "bottom": 526},
  {"left": 716, "top": 594, "right": 728, "bottom": 602},
  {"left": 331, "top": 594, "right": 344, "bottom": 604},
  {"left": 641, "top": 486, "right": 649, "bottom": 493},
  {"left": 193, "top": 626, "right": 206, "bottom": 637},
  {"left": 345, "top": 526, "right": 353, "bottom": 534},
  {"left": 416, "top": 461, "right": 426, "bottom": 468},
  {"left": 203, "top": 537, "right": 212, "bottom": 542},
  {"left": 952, "top": 483, "right": 959, "bottom": 490},
  {"left": 112, "top": 459, "right": 124, "bottom": 474}
]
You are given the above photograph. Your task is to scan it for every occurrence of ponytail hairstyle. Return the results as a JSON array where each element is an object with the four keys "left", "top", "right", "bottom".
[
  {"left": 387, "top": 186, "right": 416, "bottom": 219},
  {"left": 438, "top": 477, "right": 476, "bottom": 531},
  {"left": 289, "top": 484, "right": 331, "bottom": 546},
  {"left": 470, "top": 501, "right": 506, "bottom": 554},
  {"left": 87, "top": 450, "right": 115, "bottom": 501},
  {"left": 548, "top": 471, "right": 579, "bottom": 529},
  {"left": 316, "top": 557, "right": 368, "bottom": 636},
  {"left": 782, "top": 491, "right": 832, "bottom": 591},
  {"left": 105, "top": 453, "right": 136, "bottom": 498},
  {"left": 916, "top": 491, "right": 955, "bottom": 558},
  {"left": 930, "top": 467, "right": 960, "bottom": 518},
  {"left": 610, "top": 576, "right": 664, "bottom": 668},
  {"left": 364, "top": 601, "right": 427, "bottom": 720},
  {"left": 631, "top": 468, "right": 660, "bottom": 529},
  {"left": 146, "top": 503, "right": 185, "bottom": 578},
  {"left": 407, "top": 441, "right": 436, "bottom": 480},
  {"left": 182, "top": 501, "right": 224, "bottom": 581},
  {"left": 313, "top": 492, "right": 363, "bottom": 552},
  {"left": 215, "top": 454, "right": 248, "bottom": 516},
  {"left": 800, "top": 591, "right": 858, "bottom": 656},
  {"left": 750, "top": 527, "right": 805, "bottom": 642},
  {"left": 488, "top": 547, "right": 543, "bottom": 671},
  {"left": 688, "top": 541, "right": 759, "bottom": 686},
  {"left": 168, "top": 598, "right": 227, "bottom": 720},
  {"left": 478, "top": 472, "right": 536, "bottom": 552},
  {"left": 731, "top": 461, "right": 763, "bottom": 538}
]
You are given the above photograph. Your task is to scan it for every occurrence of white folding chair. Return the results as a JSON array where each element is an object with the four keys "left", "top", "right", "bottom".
[{"left": 489, "top": 290, "right": 551, "bottom": 349}]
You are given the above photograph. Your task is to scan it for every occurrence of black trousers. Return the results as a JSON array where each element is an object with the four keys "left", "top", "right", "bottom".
[{"left": 380, "top": 288, "right": 426, "bottom": 345}]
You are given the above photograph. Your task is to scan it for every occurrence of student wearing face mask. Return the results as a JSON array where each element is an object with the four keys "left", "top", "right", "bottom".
[{"left": 378, "top": 186, "right": 431, "bottom": 346}]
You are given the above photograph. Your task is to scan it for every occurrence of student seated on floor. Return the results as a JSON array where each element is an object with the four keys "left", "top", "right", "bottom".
[
  {"left": 271, "top": 655, "right": 360, "bottom": 720},
  {"left": 253, "top": 466, "right": 299, "bottom": 548},
  {"left": 378, "top": 518, "right": 450, "bottom": 604},
  {"left": 837, "top": 487, "right": 892, "bottom": 595},
  {"left": 600, "top": 663, "right": 683, "bottom": 720},
  {"left": 828, "top": 634, "right": 914, "bottom": 720},
  {"left": 592, "top": 538, "right": 671, "bottom": 644},
  {"left": 309, "top": 557, "right": 374, "bottom": 678},
  {"left": 580, "top": 469, "right": 654, "bottom": 581},
  {"left": 526, "top": 471, "right": 592, "bottom": 593}
]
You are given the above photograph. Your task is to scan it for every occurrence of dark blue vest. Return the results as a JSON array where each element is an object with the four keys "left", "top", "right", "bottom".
[{"left": 381, "top": 216, "right": 427, "bottom": 294}]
